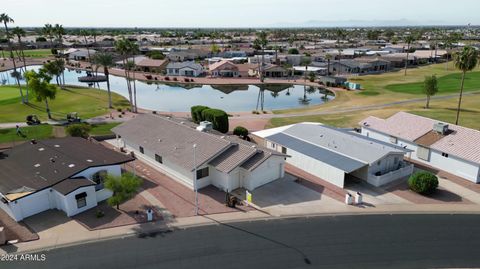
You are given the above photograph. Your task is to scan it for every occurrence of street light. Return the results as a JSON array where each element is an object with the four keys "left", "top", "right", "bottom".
[{"left": 193, "top": 144, "right": 198, "bottom": 215}]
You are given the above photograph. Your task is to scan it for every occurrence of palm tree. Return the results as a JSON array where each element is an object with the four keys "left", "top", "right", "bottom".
[
  {"left": 115, "top": 38, "right": 135, "bottom": 112},
  {"left": 42, "top": 24, "right": 55, "bottom": 53},
  {"left": 325, "top": 54, "right": 332, "bottom": 76},
  {"left": 54, "top": 24, "right": 66, "bottom": 84},
  {"left": 0, "top": 13, "right": 25, "bottom": 103},
  {"left": 254, "top": 31, "right": 268, "bottom": 82},
  {"left": 403, "top": 34, "right": 416, "bottom": 76},
  {"left": 80, "top": 30, "right": 93, "bottom": 64},
  {"left": 11, "top": 27, "right": 27, "bottom": 72},
  {"left": 452, "top": 46, "right": 478, "bottom": 125},
  {"left": 443, "top": 32, "right": 460, "bottom": 71},
  {"left": 93, "top": 52, "right": 114, "bottom": 108}
]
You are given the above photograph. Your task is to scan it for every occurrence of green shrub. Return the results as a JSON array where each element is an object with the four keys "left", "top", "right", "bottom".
[
  {"left": 66, "top": 124, "right": 91, "bottom": 138},
  {"left": 191, "top": 105, "right": 210, "bottom": 123},
  {"left": 233, "top": 126, "right": 248, "bottom": 137},
  {"left": 201, "top": 108, "right": 229, "bottom": 133},
  {"left": 408, "top": 171, "right": 439, "bottom": 195}
]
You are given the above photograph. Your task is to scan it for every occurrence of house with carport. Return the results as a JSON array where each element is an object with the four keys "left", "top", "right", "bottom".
[
  {"left": 0, "top": 138, "right": 134, "bottom": 222},
  {"left": 253, "top": 123, "right": 413, "bottom": 188},
  {"left": 360, "top": 112, "right": 480, "bottom": 183},
  {"left": 112, "top": 114, "right": 287, "bottom": 192}
]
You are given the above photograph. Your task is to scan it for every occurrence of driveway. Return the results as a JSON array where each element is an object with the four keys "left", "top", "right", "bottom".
[{"left": 247, "top": 174, "right": 344, "bottom": 216}]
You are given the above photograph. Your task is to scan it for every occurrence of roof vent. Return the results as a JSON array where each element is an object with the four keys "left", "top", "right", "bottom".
[
  {"left": 38, "top": 148, "right": 45, "bottom": 151},
  {"left": 433, "top": 122, "right": 449, "bottom": 135},
  {"left": 86, "top": 159, "right": 93, "bottom": 163},
  {"left": 68, "top": 164, "right": 75, "bottom": 168},
  {"left": 34, "top": 163, "right": 41, "bottom": 168},
  {"left": 54, "top": 144, "right": 60, "bottom": 148}
]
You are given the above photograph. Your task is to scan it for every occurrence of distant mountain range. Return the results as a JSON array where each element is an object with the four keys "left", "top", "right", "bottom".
[{"left": 267, "top": 19, "right": 456, "bottom": 28}]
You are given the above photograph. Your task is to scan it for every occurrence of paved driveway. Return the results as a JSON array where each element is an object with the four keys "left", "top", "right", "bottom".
[{"left": 249, "top": 174, "right": 343, "bottom": 215}]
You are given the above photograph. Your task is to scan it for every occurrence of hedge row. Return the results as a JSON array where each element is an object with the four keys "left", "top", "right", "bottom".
[{"left": 191, "top": 105, "right": 229, "bottom": 133}]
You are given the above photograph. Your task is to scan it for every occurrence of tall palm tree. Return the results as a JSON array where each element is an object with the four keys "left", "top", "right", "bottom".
[
  {"left": 11, "top": 27, "right": 27, "bottom": 72},
  {"left": 0, "top": 13, "right": 25, "bottom": 103},
  {"left": 254, "top": 31, "right": 268, "bottom": 82},
  {"left": 42, "top": 23, "right": 55, "bottom": 53},
  {"left": 403, "top": 34, "right": 416, "bottom": 76},
  {"left": 115, "top": 38, "right": 134, "bottom": 112},
  {"left": 452, "top": 46, "right": 478, "bottom": 125},
  {"left": 54, "top": 24, "right": 66, "bottom": 84},
  {"left": 325, "top": 54, "right": 332, "bottom": 76},
  {"left": 80, "top": 30, "right": 93, "bottom": 64},
  {"left": 93, "top": 52, "right": 114, "bottom": 108}
]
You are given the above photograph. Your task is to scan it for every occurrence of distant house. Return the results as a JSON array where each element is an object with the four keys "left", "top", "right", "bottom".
[
  {"left": 166, "top": 61, "right": 204, "bottom": 77},
  {"left": 0, "top": 138, "right": 134, "bottom": 221},
  {"left": 167, "top": 49, "right": 209, "bottom": 61},
  {"left": 64, "top": 48, "right": 97, "bottom": 61},
  {"left": 253, "top": 123, "right": 413, "bottom": 188},
  {"left": 380, "top": 53, "right": 417, "bottom": 68},
  {"left": 360, "top": 112, "right": 480, "bottom": 183},
  {"left": 209, "top": 60, "right": 240, "bottom": 77},
  {"left": 135, "top": 58, "right": 169, "bottom": 73},
  {"left": 318, "top": 76, "right": 347, "bottom": 86},
  {"left": 112, "top": 114, "right": 287, "bottom": 192},
  {"left": 249, "top": 64, "right": 289, "bottom": 78}
]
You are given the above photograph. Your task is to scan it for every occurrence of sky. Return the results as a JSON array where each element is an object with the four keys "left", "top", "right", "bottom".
[{"left": 3, "top": 0, "right": 479, "bottom": 28}]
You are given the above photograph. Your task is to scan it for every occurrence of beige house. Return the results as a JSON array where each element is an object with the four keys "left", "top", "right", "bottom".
[{"left": 209, "top": 60, "right": 240, "bottom": 77}]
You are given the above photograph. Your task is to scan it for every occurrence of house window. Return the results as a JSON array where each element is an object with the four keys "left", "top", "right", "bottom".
[
  {"left": 92, "top": 170, "right": 108, "bottom": 191},
  {"left": 139, "top": 146, "right": 144, "bottom": 154},
  {"left": 155, "top": 154, "right": 163, "bottom": 164},
  {"left": 282, "top": 147, "right": 287, "bottom": 154},
  {"left": 442, "top": 152, "right": 449, "bottom": 158},
  {"left": 377, "top": 160, "right": 381, "bottom": 166},
  {"left": 271, "top": 142, "right": 276, "bottom": 149},
  {"left": 75, "top": 192, "right": 87, "bottom": 208},
  {"left": 196, "top": 167, "right": 209, "bottom": 179}
]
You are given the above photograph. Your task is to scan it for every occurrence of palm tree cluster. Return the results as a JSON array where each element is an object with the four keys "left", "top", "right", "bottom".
[{"left": 115, "top": 38, "right": 139, "bottom": 113}]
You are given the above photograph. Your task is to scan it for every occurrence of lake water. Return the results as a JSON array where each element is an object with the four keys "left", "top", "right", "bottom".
[{"left": 0, "top": 65, "right": 334, "bottom": 112}]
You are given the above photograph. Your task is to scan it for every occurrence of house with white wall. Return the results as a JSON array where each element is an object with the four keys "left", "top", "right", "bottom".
[
  {"left": 0, "top": 138, "right": 134, "bottom": 222},
  {"left": 360, "top": 112, "right": 480, "bottom": 183},
  {"left": 253, "top": 123, "right": 413, "bottom": 188},
  {"left": 112, "top": 114, "right": 287, "bottom": 192},
  {"left": 166, "top": 61, "right": 204, "bottom": 77}
]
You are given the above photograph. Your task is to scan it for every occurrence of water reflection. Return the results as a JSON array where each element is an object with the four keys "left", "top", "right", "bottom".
[{"left": 0, "top": 66, "right": 334, "bottom": 112}]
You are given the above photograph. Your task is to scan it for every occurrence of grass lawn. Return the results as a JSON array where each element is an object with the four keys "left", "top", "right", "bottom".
[
  {"left": 0, "top": 85, "right": 130, "bottom": 123},
  {"left": 268, "top": 93, "right": 480, "bottom": 130},
  {"left": 0, "top": 124, "right": 53, "bottom": 143},
  {"left": 14, "top": 49, "right": 53, "bottom": 58},
  {"left": 89, "top": 122, "right": 122, "bottom": 136},
  {"left": 385, "top": 71, "right": 480, "bottom": 94}
]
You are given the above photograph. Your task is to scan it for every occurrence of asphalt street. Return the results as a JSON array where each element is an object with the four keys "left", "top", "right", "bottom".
[{"left": 3, "top": 214, "right": 480, "bottom": 269}]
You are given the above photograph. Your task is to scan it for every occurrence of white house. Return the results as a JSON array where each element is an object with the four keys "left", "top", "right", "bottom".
[
  {"left": 0, "top": 138, "right": 134, "bottom": 222},
  {"left": 166, "top": 61, "right": 204, "bottom": 77},
  {"left": 253, "top": 123, "right": 413, "bottom": 188},
  {"left": 112, "top": 114, "right": 287, "bottom": 192},
  {"left": 63, "top": 48, "right": 97, "bottom": 61},
  {"left": 360, "top": 112, "right": 480, "bottom": 183}
]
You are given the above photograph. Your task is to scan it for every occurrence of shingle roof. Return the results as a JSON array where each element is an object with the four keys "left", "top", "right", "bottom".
[
  {"left": 209, "top": 60, "right": 237, "bottom": 71},
  {"left": 0, "top": 138, "right": 134, "bottom": 199},
  {"left": 166, "top": 61, "right": 203, "bottom": 70},
  {"left": 360, "top": 112, "right": 480, "bottom": 164},
  {"left": 52, "top": 177, "right": 95, "bottom": 195},
  {"left": 112, "top": 114, "right": 284, "bottom": 172}
]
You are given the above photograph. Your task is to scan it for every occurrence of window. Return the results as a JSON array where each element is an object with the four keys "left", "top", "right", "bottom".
[
  {"left": 271, "top": 142, "right": 276, "bottom": 149},
  {"left": 75, "top": 192, "right": 87, "bottom": 208},
  {"left": 282, "top": 147, "right": 287, "bottom": 154},
  {"left": 394, "top": 157, "right": 399, "bottom": 165},
  {"left": 196, "top": 167, "right": 209, "bottom": 179},
  {"left": 389, "top": 136, "right": 398, "bottom": 144},
  {"left": 92, "top": 170, "right": 108, "bottom": 191},
  {"left": 139, "top": 146, "right": 144, "bottom": 154},
  {"left": 155, "top": 154, "right": 163, "bottom": 164},
  {"left": 377, "top": 160, "right": 381, "bottom": 166},
  {"left": 417, "top": 146, "right": 431, "bottom": 161},
  {"left": 442, "top": 152, "right": 449, "bottom": 158}
]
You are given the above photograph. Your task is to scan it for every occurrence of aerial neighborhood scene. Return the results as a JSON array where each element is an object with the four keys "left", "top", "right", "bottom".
[{"left": 1, "top": 0, "right": 480, "bottom": 268}]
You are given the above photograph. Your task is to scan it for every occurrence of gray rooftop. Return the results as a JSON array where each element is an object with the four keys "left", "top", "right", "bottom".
[
  {"left": 112, "top": 114, "right": 283, "bottom": 173},
  {"left": 265, "top": 123, "right": 409, "bottom": 172}
]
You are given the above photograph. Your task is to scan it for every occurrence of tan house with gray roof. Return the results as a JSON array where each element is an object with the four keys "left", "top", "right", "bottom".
[{"left": 112, "top": 114, "right": 287, "bottom": 192}]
